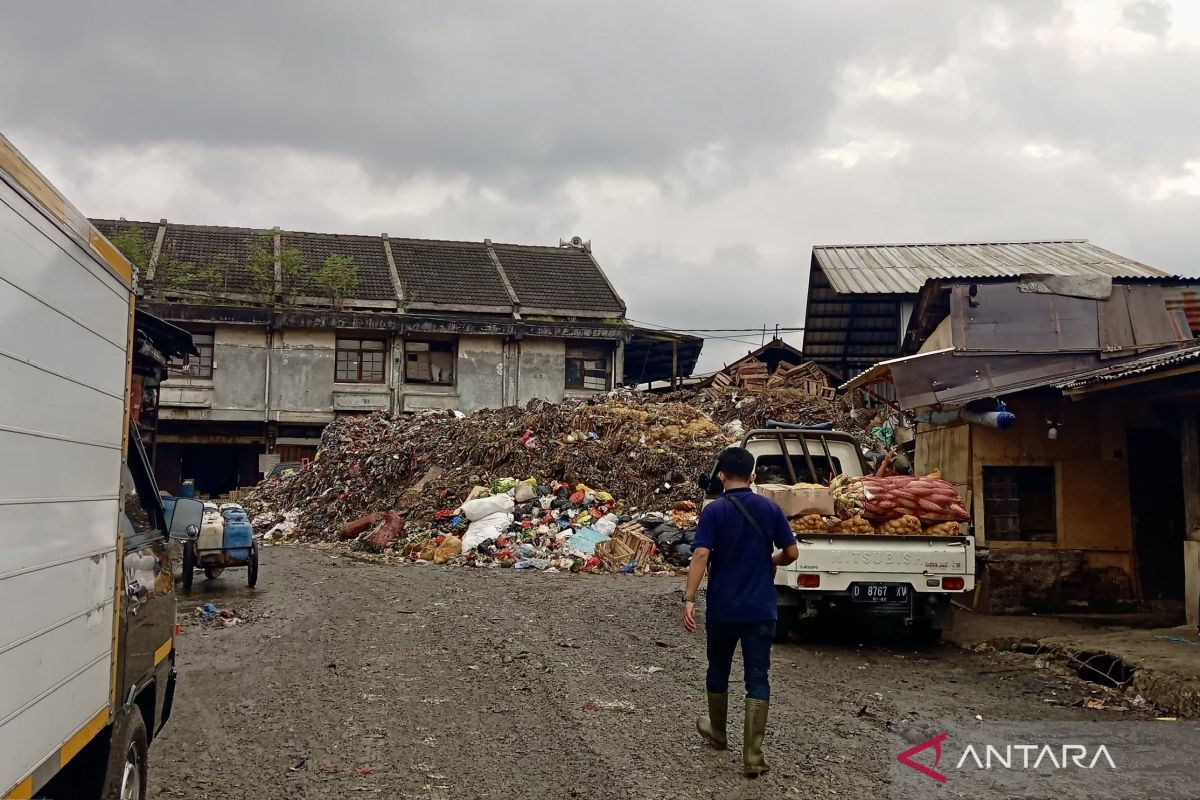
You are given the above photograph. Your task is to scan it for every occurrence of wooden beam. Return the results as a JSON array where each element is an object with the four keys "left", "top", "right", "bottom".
[
  {"left": 671, "top": 339, "right": 678, "bottom": 391},
  {"left": 1182, "top": 409, "right": 1200, "bottom": 542}
]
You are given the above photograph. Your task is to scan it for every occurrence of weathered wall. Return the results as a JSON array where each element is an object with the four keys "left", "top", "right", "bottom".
[
  {"left": 162, "top": 325, "right": 620, "bottom": 417},
  {"left": 517, "top": 337, "right": 567, "bottom": 406},
  {"left": 273, "top": 328, "right": 336, "bottom": 417},
  {"left": 969, "top": 393, "right": 1132, "bottom": 554},
  {"left": 915, "top": 422, "right": 970, "bottom": 504},
  {"left": 946, "top": 392, "right": 1139, "bottom": 613},
  {"left": 448, "top": 335, "right": 504, "bottom": 411},
  {"left": 212, "top": 325, "right": 268, "bottom": 415}
]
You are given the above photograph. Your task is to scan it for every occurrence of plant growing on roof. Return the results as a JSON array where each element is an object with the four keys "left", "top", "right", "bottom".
[
  {"left": 246, "top": 233, "right": 308, "bottom": 302},
  {"left": 109, "top": 225, "right": 153, "bottom": 274},
  {"left": 312, "top": 253, "right": 359, "bottom": 310},
  {"left": 110, "top": 225, "right": 222, "bottom": 299}
]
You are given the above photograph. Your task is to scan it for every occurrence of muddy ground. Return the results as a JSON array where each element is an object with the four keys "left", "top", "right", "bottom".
[{"left": 152, "top": 546, "right": 1160, "bottom": 800}]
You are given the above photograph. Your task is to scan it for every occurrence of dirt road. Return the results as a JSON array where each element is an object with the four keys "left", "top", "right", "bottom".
[{"left": 152, "top": 546, "right": 1155, "bottom": 800}]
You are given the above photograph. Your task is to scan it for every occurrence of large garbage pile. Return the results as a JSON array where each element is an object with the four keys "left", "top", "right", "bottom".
[{"left": 245, "top": 391, "right": 884, "bottom": 572}]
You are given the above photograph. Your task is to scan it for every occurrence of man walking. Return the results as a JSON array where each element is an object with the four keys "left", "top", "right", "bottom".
[{"left": 682, "top": 446, "right": 799, "bottom": 777}]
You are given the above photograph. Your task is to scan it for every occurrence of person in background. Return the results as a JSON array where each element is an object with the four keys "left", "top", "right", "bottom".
[{"left": 681, "top": 446, "right": 799, "bottom": 777}]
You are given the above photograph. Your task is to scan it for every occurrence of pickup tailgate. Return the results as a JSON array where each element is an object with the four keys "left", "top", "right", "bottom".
[{"left": 788, "top": 534, "right": 973, "bottom": 577}]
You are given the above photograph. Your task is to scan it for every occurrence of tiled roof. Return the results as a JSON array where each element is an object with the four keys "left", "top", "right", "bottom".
[
  {"left": 88, "top": 219, "right": 627, "bottom": 316},
  {"left": 493, "top": 244, "right": 625, "bottom": 315},
  {"left": 91, "top": 218, "right": 154, "bottom": 244},
  {"left": 281, "top": 231, "right": 395, "bottom": 301},
  {"left": 159, "top": 223, "right": 269, "bottom": 295},
  {"left": 813, "top": 240, "right": 1170, "bottom": 295},
  {"left": 390, "top": 239, "right": 512, "bottom": 308}
]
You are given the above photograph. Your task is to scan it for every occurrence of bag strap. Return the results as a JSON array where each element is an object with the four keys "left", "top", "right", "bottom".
[{"left": 724, "top": 493, "right": 773, "bottom": 554}]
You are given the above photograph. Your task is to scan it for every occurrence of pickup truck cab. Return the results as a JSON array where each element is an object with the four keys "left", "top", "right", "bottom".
[{"left": 701, "top": 426, "right": 975, "bottom": 642}]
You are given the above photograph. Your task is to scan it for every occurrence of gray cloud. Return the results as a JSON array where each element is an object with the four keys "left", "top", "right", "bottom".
[
  {"left": 1122, "top": 0, "right": 1171, "bottom": 36},
  {"left": 3, "top": 0, "right": 1199, "bottom": 371}
]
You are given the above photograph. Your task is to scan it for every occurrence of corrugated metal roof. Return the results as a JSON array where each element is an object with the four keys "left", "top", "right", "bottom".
[
  {"left": 1056, "top": 342, "right": 1200, "bottom": 390},
  {"left": 813, "top": 240, "right": 1169, "bottom": 295}
]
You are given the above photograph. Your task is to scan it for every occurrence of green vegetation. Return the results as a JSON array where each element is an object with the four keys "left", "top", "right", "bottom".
[
  {"left": 112, "top": 226, "right": 357, "bottom": 307},
  {"left": 109, "top": 226, "right": 153, "bottom": 273},
  {"left": 110, "top": 225, "right": 222, "bottom": 296},
  {"left": 312, "top": 253, "right": 359, "bottom": 309}
]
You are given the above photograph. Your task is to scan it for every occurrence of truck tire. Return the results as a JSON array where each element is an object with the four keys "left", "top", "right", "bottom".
[
  {"left": 181, "top": 543, "right": 195, "bottom": 591},
  {"left": 910, "top": 622, "right": 943, "bottom": 646},
  {"left": 775, "top": 606, "right": 799, "bottom": 643},
  {"left": 247, "top": 544, "right": 259, "bottom": 588},
  {"left": 101, "top": 708, "right": 148, "bottom": 800}
]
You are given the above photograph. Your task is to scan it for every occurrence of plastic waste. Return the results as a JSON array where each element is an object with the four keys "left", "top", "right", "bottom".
[
  {"left": 593, "top": 514, "right": 619, "bottom": 537},
  {"left": 433, "top": 535, "right": 462, "bottom": 564},
  {"left": 462, "top": 511, "right": 513, "bottom": 551},
  {"left": 461, "top": 493, "right": 515, "bottom": 522}
]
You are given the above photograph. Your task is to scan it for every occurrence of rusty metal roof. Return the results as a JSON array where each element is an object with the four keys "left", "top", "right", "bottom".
[
  {"left": 812, "top": 240, "right": 1169, "bottom": 295},
  {"left": 1056, "top": 342, "right": 1200, "bottom": 390}
]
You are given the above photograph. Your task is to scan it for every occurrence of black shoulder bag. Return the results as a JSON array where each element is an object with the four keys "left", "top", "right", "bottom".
[{"left": 723, "top": 493, "right": 774, "bottom": 555}]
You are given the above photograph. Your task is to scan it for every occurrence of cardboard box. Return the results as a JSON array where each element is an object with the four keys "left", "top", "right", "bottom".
[{"left": 754, "top": 483, "right": 835, "bottom": 517}]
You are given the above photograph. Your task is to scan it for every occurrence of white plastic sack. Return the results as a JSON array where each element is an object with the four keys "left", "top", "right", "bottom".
[
  {"left": 461, "top": 492, "right": 515, "bottom": 522},
  {"left": 593, "top": 514, "right": 619, "bottom": 537},
  {"left": 462, "top": 511, "right": 513, "bottom": 552},
  {"left": 514, "top": 482, "right": 536, "bottom": 503}
]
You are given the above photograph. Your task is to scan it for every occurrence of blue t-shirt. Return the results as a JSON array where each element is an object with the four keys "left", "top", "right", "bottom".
[{"left": 692, "top": 488, "right": 796, "bottom": 624}]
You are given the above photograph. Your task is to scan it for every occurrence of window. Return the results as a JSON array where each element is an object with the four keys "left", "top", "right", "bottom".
[
  {"left": 983, "top": 466, "right": 1056, "bottom": 542},
  {"left": 405, "top": 339, "right": 455, "bottom": 385},
  {"left": 754, "top": 454, "right": 842, "bottom": 486},
  {"left": 566, "top": 344, "right": 612, "bottom": 390},
  {"left": 168, "top": 332, "right": 214, "bottom": 379},
  {"left": 336, "top": 337, "right": 386, "bottom": 383}
]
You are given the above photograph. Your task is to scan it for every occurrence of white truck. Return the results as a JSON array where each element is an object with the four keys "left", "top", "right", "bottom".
[
  {"left": 0, "top": 133, "right": 203, "bottom": 800},
  {"left": 701, "top": 425, "right": 975, "bottom": 642}
]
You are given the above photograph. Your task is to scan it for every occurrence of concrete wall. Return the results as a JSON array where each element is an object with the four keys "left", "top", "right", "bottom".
[
  {"left": 272, "top": 328, "right": 337, "bottom": 421},
  {"left": 450, "top": 335, "right": 504, "bottom": 411},
  {"left": 162, "top": 326, "right": 621, "bottom": 418},
  {"left": 517, "top": 337, "right": 567, "bottom": 406}
]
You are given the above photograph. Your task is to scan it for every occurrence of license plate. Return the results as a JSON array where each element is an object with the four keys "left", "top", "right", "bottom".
[{"left": 851, "top": 584, "right": 909, "bottom": 603}]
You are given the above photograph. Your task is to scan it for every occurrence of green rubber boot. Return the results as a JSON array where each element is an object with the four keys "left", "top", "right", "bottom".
[
  {"left": 743, "top": 699, "right": 770, "bottom": 777},
  {"left": 696, "top": 692, "right": 728, "bottom": 749}
]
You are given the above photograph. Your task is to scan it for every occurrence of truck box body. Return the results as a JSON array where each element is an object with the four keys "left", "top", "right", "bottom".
[
  {"left": 0, "top": 150, "right": 130, "bottom": 793},
  {"left": 0, "top": 134, "right": 195, "bottom": 800}
]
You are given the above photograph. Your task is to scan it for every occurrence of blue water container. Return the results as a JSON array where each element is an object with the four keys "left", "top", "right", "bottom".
[
  {"left": 222, "top": 512, "right": 254, "bottom": 561},
  {"left": 180, "top": 479, "right": 195, "bottom": 498}
]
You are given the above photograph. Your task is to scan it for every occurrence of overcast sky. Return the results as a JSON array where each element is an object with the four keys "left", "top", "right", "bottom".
[{"left": 4, "top": 0, "right": 1199, "bottom": 369}]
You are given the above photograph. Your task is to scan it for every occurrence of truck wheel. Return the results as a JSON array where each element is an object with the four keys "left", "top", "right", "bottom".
[
  {"left": 910, "top": 623, "right": 943, "bottom": 646},
  {"left": 203, "top": 566, "right": 224, "bottom": 580},
  {"left": 775, "top": 606, "right": 799, "bottom": 643},
  {"left": 102, "top": 708, "right": 148, "bottom": 800},
  {"left": 247, "top": 545, "right": 259, "bottom": 588},
  {"left": 181, "top": 543, "right": 195, "bottom": 591}
]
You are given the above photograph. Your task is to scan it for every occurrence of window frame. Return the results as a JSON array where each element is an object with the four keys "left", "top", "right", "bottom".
[
  {"left": 167, "top": 330, "right": 215, "bottom": 379},
  {"left": 404, "top": 338, "right": 457, "bottom": 386},
  {"left": 565, "top": 343, "right": 613, "bottom": 391},
  {"left": 982, "top": 464, "right": 1058, "bottom": 544},
  {"left": 335, "top": 336, "right": 388, "bottom": 384}
]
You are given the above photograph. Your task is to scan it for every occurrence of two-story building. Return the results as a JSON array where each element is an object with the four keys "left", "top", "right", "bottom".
[{"left": 91, "top": 219, "right": 699, "bottom": 497}]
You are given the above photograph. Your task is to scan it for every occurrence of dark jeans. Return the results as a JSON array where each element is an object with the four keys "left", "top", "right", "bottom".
[{"left": 705, "top": 620, "right": 775, "bottom": 701}]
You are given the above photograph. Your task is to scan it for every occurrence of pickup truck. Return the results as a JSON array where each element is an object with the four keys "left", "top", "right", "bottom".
[{"left": 701, "top": 426, "right": 975, "bottom": 643}]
